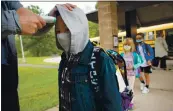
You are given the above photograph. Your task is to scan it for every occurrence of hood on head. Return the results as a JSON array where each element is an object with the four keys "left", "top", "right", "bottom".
[{"left": 55, "top": 5, "right": 89, "bottom": 54}]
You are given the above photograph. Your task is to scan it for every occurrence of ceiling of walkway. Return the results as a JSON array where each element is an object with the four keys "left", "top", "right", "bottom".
[{"left": 86, "top": 1, "right": 173, "bottom": 30}]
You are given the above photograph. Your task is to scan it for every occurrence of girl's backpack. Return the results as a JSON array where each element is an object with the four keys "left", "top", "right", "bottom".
[{"left": 89, "top": 47, "right": 133, "bottom": 111}]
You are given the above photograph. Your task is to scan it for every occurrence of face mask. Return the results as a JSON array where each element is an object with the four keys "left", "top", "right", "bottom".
[
  {"left": 136, "top": 39, "right": 143, "bottom": 43},
  {"left": 56, "top": 32, "right": 71, "bottom": 52},
  {"left": 124, "top": 45, "right": 131, "bottom": 51}
]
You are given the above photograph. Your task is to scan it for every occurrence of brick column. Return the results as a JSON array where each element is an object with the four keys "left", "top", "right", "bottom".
[{"left": 98, "top": 1, "right": 118, "bottom": 51}]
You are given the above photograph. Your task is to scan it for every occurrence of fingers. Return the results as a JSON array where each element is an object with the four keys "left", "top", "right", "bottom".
[
  {"left": 36, "top": 15, "right": 46, "bottom": 29},
  {"left": 49, "top": 3, "right": 76, "bottom": 17},
  {"left": 66, "top": 3, "right": 77, "bottom": 8},
  {"left": 36, "top": 21, "right": 43, "bottom": 29},
  {"left": 32, "top": 23, "right": 38, "bottom": 34},
  {"left": 34, "top": 15, "right": 46, "bottom": 30},
  {"left": 38, "top": 15, "right": 46, "bottom": 27},
  {"left": 62, "top": 3, "right": 77, "bottom": 11}
]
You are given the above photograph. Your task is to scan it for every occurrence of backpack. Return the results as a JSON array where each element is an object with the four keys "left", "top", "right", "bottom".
[{"left": 89, "top": 47, "right": 133, "bottom": 111}]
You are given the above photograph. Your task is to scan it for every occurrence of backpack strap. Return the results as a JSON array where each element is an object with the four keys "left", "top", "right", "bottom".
[
  {"left": 106, "top": 50, "right": 129, "bottom": 87},
  {"left": 117, "top": 53, "right": 129, "bottom": 87},
  {"left": 89, "top": 47, "right": 104, "bottom": 111}
]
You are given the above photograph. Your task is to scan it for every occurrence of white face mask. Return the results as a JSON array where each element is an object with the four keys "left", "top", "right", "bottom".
[
  {"left": 56, "top": 32, "right": 71, "bottom": 52},
  {"left": 124, "top": 45, "right": 131, "bottom": 51}
]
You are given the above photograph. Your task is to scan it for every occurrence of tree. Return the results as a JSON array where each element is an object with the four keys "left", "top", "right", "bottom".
[
  {"left": 27, "top": 5, "right": 44, "bottom": 15},
  {"left": 95, "top": 2, "right": 98, "bottom": 9},
  {"left": 89, "top": 21, "right": 99, "bottom": 38},
  {"left": 87, "top": 2, "right": 99, "bottom": 38}
]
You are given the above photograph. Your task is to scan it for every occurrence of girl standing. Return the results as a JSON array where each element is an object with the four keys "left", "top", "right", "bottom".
[{"left": 121, "top": 38, "right": 143, "bottom": 110}]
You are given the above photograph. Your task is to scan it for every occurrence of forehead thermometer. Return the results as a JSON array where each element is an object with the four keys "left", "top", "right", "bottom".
[{"left": 41, "top": 16, "right": 56, "bottom": 23}]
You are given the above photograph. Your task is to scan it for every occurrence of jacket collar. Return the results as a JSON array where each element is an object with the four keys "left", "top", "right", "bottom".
[
  {"left": 61, "top": 41, "right": 93, "bottom": 65},
  {"left": 79, "top": 41, "right": 93, "bottom": 65}
]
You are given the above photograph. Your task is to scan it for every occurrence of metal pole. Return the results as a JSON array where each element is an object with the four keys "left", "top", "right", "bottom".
[{"left": 19, "top": 35, "right": 26, "bottom": 63}]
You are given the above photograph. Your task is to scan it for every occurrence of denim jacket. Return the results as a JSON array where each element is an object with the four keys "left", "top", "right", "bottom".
[
  {"left": 58, "top": 41, "right": 122, "bottom": 111},
  {"left": 136, "top": 43, "right": 154, "bottom": 61}
]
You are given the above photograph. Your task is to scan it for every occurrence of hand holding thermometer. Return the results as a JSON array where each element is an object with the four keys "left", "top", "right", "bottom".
[{"left": 41, "top": 16, "right": 56, "bottom": 23}]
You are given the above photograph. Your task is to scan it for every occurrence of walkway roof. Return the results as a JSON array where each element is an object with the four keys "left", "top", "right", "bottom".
[{"left": 86, "top": 2, "right": 173, "bottom": 30}]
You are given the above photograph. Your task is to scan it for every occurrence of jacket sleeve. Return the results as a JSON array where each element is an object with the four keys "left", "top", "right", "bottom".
[
  {"left": 147, "top": 44, "right": 154, "bottom": 61},
  {"left": 100, "top": 52, "right": 122, "bottom": 111},
  {"left": 162, "top": 39, "right": 168, "bottom": 51},
  {"left": 1, "top": 1, "right": 23, "bottom": 39},
  {"left": 133, "top": 52, "right": 143, "bottom": 69},
  {"left": 2, "top": 1, "right": 54, "bottom": 38}
]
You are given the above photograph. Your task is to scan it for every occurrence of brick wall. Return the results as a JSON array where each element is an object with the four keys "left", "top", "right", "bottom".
[{"left": 98, "top": 1, "right": 118, "bottom": 51}]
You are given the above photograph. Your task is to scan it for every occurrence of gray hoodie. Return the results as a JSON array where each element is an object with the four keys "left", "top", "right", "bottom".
[{"left": 55, "top": 5, "right": 89, "bottom": 54}]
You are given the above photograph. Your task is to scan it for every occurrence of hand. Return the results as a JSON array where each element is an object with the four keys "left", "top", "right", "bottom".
[
  {"left": 16, "top": 8, "right": 46, "bottom": 35},
  {"left": 48, "top": 3, "right": 77, "bottom": 17},
  {"left": 147, "top": 60, "right": 152, "bottom": 66}
]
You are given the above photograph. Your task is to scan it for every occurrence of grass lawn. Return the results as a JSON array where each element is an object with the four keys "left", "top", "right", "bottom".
[
  {"left": 18, "top": 57, "right": 58, "bottom": 65},
  {"left": 18, "top": 67, "right": 58, "bottom": 111}
]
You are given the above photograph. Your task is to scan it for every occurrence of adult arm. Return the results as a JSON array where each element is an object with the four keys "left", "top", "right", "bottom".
[{"left": 1, "top": 1, "right": 23, "bottom": 39}]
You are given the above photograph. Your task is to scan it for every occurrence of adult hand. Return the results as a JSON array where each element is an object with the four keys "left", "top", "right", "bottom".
[
  {"left": 48, "top": 3, "right": 77, "bottom": 17},
  {"left": 16, "top": 7, "right": 46, "bottom": 35}
]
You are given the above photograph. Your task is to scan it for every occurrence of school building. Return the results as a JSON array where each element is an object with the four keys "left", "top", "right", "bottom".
[{"left": 86, "top": 1, "right": 173, "bottom": 53}]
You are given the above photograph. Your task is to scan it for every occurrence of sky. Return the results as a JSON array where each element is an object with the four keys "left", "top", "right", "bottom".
[{"left": 21, "top": 2, "right": 97, "bottom": 14}]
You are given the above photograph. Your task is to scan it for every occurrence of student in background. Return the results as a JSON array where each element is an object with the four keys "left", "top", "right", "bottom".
[
  {"left": 121, "top": 38, "right": 143, "bottom": 109},
  {"left": 136, "top": 33, "right": 154, "bottom": 94},
  {"left": 154, "top": 31, "right": 169, "bottom": 70}
]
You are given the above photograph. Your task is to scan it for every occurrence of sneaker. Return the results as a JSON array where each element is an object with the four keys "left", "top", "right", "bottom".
[
  {"left": 142, "top": 87, "right": 149, "bottom": 94},
  {"left": 140, "top": 83, "right": 145, "bottom": 91}
]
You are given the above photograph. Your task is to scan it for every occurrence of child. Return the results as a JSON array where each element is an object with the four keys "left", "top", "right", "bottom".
[
  {"left": 56, "top": 5, "right": 122, "bottom": 111},
  {"left": 121, "top": 38, "right": 143, "bottom": 109},
  {"left": 136, "top": 33, "right": 154, "bottom": 94}
]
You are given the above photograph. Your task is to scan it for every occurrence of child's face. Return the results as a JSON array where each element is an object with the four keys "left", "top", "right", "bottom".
[
  {"left": 124, "top": 40, "right": 131, "bottom": 46},
  {"left": 136, "top": 35, "right": 143, "bottom": 41},
  {"left": 123, "top": 39, "right": 132, "bottom": 51},
  {"left": 56, "top": 16, "right": 69, "bottom": 34}
]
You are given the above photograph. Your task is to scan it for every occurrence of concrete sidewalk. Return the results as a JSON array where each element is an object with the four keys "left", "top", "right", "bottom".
[
  {"left": 134, "top": 70, "right": 173, "bottom": 111},
  {"left": 46, "top": 70, "right": 173, "bottom": 111}
]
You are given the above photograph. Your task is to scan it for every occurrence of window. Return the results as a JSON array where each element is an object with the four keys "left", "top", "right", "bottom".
[
  {"left": 165, "top": 28, "right": 173, "bottom": 51},
  {"left": 148, "top": 31, "right": 154, "bottom": 40},
  {"left": 165, "top": 28, "right": 173, "bottom": 36},
  {"left": 143, "top": 32, "right": 147, "bottom": 40},
  {"left": 118, "top": 36, "right": 122, "bottom": 43}
]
